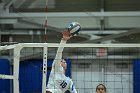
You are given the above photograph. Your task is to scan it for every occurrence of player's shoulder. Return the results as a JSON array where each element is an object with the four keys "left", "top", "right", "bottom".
[
  {"left": 67, "top": 76, "right": 71, "bottom": 80},
  {"left": 66, "top": 77, "right": 73, "bottom": 83}
]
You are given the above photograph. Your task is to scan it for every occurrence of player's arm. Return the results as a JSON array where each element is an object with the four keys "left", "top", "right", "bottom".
[
  {"left": 52, "top": 39, "right": 66, "bottom": 67},
  {"left": 52, "top": 30, "right": 71, "bottom": 68}
]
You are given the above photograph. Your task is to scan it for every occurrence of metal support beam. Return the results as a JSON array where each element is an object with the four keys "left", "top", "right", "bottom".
[
  {"left": 5, "top": 0, "right": 14, "bottom": 12},
  {"left": 13, "top": 0, "right": 26, "bottom": 8},
  {"left": 0, "top": 30, "right": 127, "bottom": 35},
  {"left": 18, "top": 19, "right": 63, "bottom": 32},
  {"left": 85, "top": 28, "right": 140, "bottom": 43},
  {"left": 19, "top": 0, "right": 36, "bottom": 8},
  {"left": 81, "top": 30, "right": 127, "bottom": 35},
  {"left": 0, "top": 30, "right": 55, "bottom": 35},
  {"left": 0, "top": 19, "right": 17, "bottom": 24},
  {"left": 1, "top": 12, "right": 140, "bottom": 18}
]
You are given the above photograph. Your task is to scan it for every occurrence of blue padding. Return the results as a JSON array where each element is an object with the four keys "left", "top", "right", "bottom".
[
  {"left": 19, "top": 59, "right": 42, "bottom": 93},
  {"left": 0, "top": 59, "right": 10, "bottom": 93},
  {"left": 133, "top": 59, "right": 140, "bottom": 93},
  {"left": 19, "top": 59, "right": 71, "bottom": 93},
  {"left": 65, "top": 59, "right": 71, "bottom": 77}
]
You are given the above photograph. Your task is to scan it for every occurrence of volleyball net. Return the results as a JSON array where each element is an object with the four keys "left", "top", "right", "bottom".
[{"left": 0, "top": 43, "right": 140, "bottom": 93}]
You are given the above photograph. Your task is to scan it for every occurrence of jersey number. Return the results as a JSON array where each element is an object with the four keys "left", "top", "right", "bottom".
[{"left": 60, "top": 81, "right": 67, "bottom": 88}]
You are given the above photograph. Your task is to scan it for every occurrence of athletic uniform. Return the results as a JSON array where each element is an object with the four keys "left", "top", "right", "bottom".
[{"left": 46, "top": 39, "right": 77, "bottom": 93}]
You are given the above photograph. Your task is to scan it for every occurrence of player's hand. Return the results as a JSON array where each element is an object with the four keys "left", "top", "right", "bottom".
[{"left": 62, "top": 30, "right": 72, "bottom": 41}]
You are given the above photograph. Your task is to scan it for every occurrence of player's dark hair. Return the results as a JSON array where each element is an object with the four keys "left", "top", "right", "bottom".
[{"left": 96, "top": 84, "right": 106, "bottom": 92}]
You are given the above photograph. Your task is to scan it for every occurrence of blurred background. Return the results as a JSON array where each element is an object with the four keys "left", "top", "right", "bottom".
[{"left": 1, "top": 0, "right": 140, "bottom": 93}]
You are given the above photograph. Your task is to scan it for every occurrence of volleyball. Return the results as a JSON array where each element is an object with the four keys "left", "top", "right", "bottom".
[{"left": 68, "top": 22, "right": 81, "bottom": 36}]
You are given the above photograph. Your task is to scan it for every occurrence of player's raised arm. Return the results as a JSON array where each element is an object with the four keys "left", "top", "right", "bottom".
[
  {"left": 52, "top": 22, "right": 81, "bottom": 68},
  {"left": 52, "top": 30, "right": 71, "bottom": 67}
]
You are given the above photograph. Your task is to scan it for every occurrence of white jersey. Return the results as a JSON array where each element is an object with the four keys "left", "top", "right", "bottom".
[{"left": 46, "top": 39, "right": 77, "bottom": 93}]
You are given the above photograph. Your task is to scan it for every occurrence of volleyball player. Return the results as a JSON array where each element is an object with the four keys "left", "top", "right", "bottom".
[{"left": 46, "top": 30, "right": 77, "bottom": 93}]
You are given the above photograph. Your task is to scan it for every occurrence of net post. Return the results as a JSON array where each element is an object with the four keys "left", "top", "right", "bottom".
[
  {"left": 42, "top": 43, "right": 48, "bottom": 93},
  {"left": 13, "top": 44, "right": 22, "bottom": 93}
]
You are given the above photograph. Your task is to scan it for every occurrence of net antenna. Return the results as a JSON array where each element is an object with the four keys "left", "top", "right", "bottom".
[
  {"left": 42, "top": 0, "right": 49, "bottom": 92},
  {"left": 44, "top": 0, "right": 48, "bottom": 43}
]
